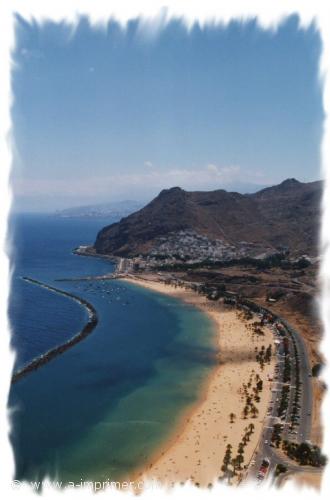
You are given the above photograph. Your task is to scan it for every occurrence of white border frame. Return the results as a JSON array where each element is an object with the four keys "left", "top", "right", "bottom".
[{"left": 1, "top": 1, "right": 329, "bottom": 498}]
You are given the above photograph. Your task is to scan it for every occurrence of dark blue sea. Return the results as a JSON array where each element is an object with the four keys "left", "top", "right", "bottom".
[{"left": 8, "top": 214, "right": 217, "bottom": 484}]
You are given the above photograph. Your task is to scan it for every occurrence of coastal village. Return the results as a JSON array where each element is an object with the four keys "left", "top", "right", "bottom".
[
  {"left": 148, "top": 230, "right": 272, "bottom": 264},
  {"left": 77, "top": 228, "right": 315, "bottom": 275}
]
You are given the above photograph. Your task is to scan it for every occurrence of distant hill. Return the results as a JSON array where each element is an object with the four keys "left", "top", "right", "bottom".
[
  {"left": 94, "top": 179, "right": 322, "bottom": 258},
  {"left": 56, "top": 200, "right": 144, "bottom": 219}
]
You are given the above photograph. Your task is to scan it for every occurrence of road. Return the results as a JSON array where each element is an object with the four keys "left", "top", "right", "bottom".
[
  {"left": 279, "top": 316, "right": 313, "bottom": 441},
  {"left": 116, "top": 258, "right": 132, "bottom": 274},
  {"left": 245, "top": 311, "right": 313, "bottom": 485}
]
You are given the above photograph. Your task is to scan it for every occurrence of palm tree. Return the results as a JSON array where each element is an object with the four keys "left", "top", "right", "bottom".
[
  {"left": 229, "top": 412, "right": 236, "bottom": 423},
  {"left": 237, "top": 453, "right": 244, "bottom": 469},
  {"left": 238, "top": 442, "right": 244, "bottom": 454},
  {"left": 222, "top": 447, "right": 232, "bottom": 470},
  {"left": 221, "top": 444, "right": 233, "bottom": 482},
  {"left": 251, "top": 406, "right": 259, "bottom": 418}
]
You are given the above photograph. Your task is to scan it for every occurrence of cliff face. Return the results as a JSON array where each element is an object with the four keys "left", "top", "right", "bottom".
[{"left": 94, "top": 179, "right": 322, "bottom": 257}]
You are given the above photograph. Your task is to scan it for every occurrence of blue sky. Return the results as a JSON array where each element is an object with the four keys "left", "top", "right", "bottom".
[{"left": 12, "top": 15, "right": 323, "bottom": 211}]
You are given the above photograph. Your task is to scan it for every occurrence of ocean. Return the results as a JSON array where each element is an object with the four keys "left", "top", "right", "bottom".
[{"left": 8, "top": 214, "right": 217, "bottom": 484}]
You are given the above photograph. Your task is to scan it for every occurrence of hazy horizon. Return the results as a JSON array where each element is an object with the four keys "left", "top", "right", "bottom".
[
  {"left": 10, "top": 176, "right": 323, "bottom": 215},
  {"left": 12, "top": 15, "right": 323, "bottom": 212}
]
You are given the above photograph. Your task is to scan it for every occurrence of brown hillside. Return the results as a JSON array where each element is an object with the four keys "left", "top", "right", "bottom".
[{"left": 94, "top": 179, "right": 322, "bottom": 257}]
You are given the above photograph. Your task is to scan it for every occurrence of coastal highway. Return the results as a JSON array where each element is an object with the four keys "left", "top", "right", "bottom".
[
  {"left": 245, "top": 312, "right": 313, "bottom": 485},
  {"left": 280, "top": 317, "right": 313, "bottom": 442}
]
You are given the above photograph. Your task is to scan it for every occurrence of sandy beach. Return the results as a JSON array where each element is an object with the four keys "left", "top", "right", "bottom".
[{"left": 122, "top": 275, "right": 276, "bottom": 487}]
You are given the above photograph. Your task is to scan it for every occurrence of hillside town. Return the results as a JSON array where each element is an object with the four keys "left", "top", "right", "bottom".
[
  {"left": 148, "top": 230, "right": 274, "bottom": 263},
  {"left": 93, "top": 230, "right": 314, "bottom": 274}
]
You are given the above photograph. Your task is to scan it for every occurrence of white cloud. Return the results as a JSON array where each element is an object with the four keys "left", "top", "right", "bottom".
[
  {"left": 205, "top": 163, "right": 241, "bottom": 178},
  {"left": 206, "top": 163, "right": 218, "bottom": 173},
  {"left": 144, "top": 160, "right": 153, "bottom": 168},
  {"left": 12, "top": 163, "right": 279, "bottom": 213},
  {"left": 12, "top": 163, "right": 267, "bottom": 202}
]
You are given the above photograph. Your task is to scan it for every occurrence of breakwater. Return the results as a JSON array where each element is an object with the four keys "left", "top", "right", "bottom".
[
  {"left": 11, "top": 277, "right": 98, "bottom": 384},
  {"left": 55, "top": 274, "right": 119, "bottom": 282}
]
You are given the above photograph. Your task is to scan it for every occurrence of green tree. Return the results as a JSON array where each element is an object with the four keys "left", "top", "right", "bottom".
[
  {"left": 238, "top": 442, "right": 244, "bottom": 454},
  {"left": 237, "top": 453, "right": 244, "bottom": 470},
  {"left": 256, "top": 380, "right": 263, "bottom": 392},
  {"left": 248, "top": 423, "right": 255, "bottom": 433},
  {"left": 251, "top": 405, "right": 258, "bottom": 418}
]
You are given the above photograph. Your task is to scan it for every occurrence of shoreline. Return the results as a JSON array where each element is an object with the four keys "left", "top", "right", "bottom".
[
  {"left": 122, "top": 275, "right": 276, "bottom": 487},
  {"left": 11, "top": 277, "right": 99, "bottom": 384}
]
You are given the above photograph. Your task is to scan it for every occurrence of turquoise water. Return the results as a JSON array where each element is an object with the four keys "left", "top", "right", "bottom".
[{"left": 9, "top": 215, "right": 217, "bottom": 484}]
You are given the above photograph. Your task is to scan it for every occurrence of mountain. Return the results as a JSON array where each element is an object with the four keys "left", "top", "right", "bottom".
[
  {"left": 55, "top": 200, "right": 144, "bottom": 219},
  {"left": 94, "top": 179, "right": 322, "bottom": 258}
]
